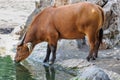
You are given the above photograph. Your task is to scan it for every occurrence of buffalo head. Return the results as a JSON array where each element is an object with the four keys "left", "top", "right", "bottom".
[{"left": 15, "top": 42, "right": 33, "bottom": 63}]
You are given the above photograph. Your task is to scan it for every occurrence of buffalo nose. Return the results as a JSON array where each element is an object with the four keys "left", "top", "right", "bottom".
[{"left": 14, "top": 60, "right": 20, "bottom": 64}]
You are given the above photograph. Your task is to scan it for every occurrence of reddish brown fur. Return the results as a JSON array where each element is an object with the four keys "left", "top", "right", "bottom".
[{"left": 15, "top": 2, "right": 105, "bottom": 63}]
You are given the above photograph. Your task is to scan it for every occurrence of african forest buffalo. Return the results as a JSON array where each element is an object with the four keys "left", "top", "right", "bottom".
[{"left": 15, "top": 2, "right": 105, "bottom": 64}]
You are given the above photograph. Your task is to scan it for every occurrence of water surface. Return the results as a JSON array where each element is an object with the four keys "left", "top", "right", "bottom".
[{"left": 0, "top": 56, "right": 73, "bottom": 80}]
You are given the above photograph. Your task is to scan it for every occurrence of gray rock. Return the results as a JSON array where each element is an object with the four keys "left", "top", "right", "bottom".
[
  {"left": 80, "top": 66, "right": 110, "bottom": 80},
  {"left": 71, "top": 66, "right": 110, "bottom": 80},
  {"left": 56, "top": 59, "right": 93, "bottom": 68}
]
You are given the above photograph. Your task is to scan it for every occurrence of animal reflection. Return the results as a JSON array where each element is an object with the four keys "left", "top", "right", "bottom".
[{"left": 44, "top": 65, "right": 55, "bottom": 80}]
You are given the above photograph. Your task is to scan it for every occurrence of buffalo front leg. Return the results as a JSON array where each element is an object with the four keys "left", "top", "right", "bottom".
[
  {"left": 76, "top": 37, "right": 86, "bottom": 49},
  {"left": 49, "top": 44, "right": 57, "bottom": 65},
  {"left": 44, "top": 44, "right": 51, "bottom": 63},
  {"left": 48, "top": 30, "right": 59, "bottom": 64}
]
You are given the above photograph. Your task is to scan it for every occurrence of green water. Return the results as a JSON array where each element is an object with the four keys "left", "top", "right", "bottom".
[
  {"left": 0, "top": 56, "right": 15, "bottom": 80},
  {"left": 0, "top": 56, "right": 73, "bottom": 80}
]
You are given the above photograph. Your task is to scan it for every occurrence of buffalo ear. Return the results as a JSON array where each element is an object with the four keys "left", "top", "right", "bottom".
[{"left": 26, "top": 42, "right": 33, "bottom": 52}]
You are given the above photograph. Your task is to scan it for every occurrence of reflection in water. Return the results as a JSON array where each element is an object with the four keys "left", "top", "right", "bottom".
[
  {"left": 15, "top": 63, "right": 56, "bottom": 80},
  {"left": 43, "top": 65, "right": 55, "bottom": 80},
  {"left": 15, "top": 62, "right": 73, "bottom": 80},
  {"left": 15, "top": 63, "right": 35, "bottom": 80}
]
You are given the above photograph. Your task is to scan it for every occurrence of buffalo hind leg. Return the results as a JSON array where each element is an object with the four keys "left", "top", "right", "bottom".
[
  {"left": 86, "top": 42, "right": 95, "bottom": 61},
  {"left": 86, "top": 31, "right": 96, "bottom": 61},
  {"left": 93, "top": 41, "right": 100, "bottom": 59},
  {"left": 94, "top": 28, "right": 103, "bottom": 58},
  {"left": 44, "top": 44, "right": 51, "bottom": 63}
]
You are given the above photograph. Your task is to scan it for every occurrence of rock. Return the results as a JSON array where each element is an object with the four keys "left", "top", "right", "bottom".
[
  {"left": 71, "top": 66, "right": 110, "bottom": 80},
  {"left": 56, "top": 59, "right": 93, "bottom": 68},
  {"left": 12, "top": 25, "right": 24, "bottom": 35},
  {"left": 51, "top": 0, "right": 71, "bottom": 6},
  {"left": 11, "top": 25, "right": 25, "bottom": 39},
  {"left": 102, "top": 0, "right": 119, "bottom": 48},
  {"left": 57, "top": 59, "right": 111, "bottom": 80},
  {"left": 104, "top": 70, "right": 120, "bottom": 80},
  {"left": 80, "top": 66, "right": 110, "bottom": 80}
]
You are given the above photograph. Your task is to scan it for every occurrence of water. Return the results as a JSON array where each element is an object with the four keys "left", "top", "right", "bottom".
[
  {"left": 0, "top": 56, "right": 15, "bottom": 80},
  {"left": 0, "top": 56, "right": 73, "bottom": 80}
]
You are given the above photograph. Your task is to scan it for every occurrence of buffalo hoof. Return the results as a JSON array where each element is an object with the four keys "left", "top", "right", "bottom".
[
  {"left": 86, "top": 55, "right": 97, "bottom": 61},
  {"left": 43, "top": 59, "right": 49, "bottom": 63},
  {"left": 92, "top": 56, "right": 96, "bottom": 60},
  {"left": 86, "top": 56, "right": 91, "bottom": 61}
]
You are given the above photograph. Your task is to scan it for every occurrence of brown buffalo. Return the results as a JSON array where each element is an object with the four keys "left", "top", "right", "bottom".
[{"left": 15, "top": 2, "right": 105, "bottom": 64}]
